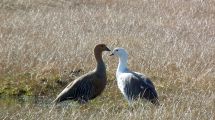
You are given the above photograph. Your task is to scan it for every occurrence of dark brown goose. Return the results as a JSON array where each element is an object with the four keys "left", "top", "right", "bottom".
[{"left": 53, "top": 44, "right": 110, "bottom": 104}]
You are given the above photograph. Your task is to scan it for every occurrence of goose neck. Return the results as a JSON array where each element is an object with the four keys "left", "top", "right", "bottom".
[
  {"left": 94, "top": 50, "right": 105, "bottom": 73},
  {"left": 117, "top": 57, "right": 128, "bottom": 72}
]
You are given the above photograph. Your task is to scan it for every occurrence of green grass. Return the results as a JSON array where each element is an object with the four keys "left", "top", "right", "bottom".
[
  {"left": 0, "top": 0, "right": 215, "bottom": 119},
  {"left": 0, "top": 72, "right": 61, "bottom": 96}
]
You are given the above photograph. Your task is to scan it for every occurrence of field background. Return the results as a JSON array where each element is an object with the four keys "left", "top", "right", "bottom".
[{"left": 0, "top": 0, "right": 214, "bottom": 119}]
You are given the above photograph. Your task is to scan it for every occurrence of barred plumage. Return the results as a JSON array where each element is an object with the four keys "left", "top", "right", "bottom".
[
  {"left": 53, "top": 44, "right": 110, "bottom": 104},
  {"left": 110, "top": 48, "right": 160, "bottom": 105}
]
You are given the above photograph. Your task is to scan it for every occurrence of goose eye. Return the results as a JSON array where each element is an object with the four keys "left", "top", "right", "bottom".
[{"left": 116, "top": 50, "right": 118, "bottom": 52}]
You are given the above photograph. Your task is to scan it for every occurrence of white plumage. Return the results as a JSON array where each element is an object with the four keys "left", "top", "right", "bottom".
[{"left": 111, "top": 48, "right": 159, "bottom": 105}]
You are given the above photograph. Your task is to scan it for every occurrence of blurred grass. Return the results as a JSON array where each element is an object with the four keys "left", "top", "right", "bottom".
[{"left": 0, "top": 0, "right": 215, "bottom": 119}]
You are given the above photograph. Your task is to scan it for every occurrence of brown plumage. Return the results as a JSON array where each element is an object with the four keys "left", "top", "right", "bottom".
[{"left": 53, "top": 44, "right": 110, "bottom": 104}]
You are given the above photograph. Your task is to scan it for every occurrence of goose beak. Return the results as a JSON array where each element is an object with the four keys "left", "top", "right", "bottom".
[
  {"left": 109, "top": 53, "right": 114, "bottom": 56},
  {"left": 105, "top": 47, "right": 111, "bottom": 51}
]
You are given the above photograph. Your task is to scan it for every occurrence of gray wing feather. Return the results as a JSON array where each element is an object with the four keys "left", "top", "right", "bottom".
[
  {"left": 133, "top": 72, "right": 155, "bottom": 88},
  {"left": 123, "top": 72, "right": 158, "bottom": 102},
  {"left": 53, "top": 72, "right": 95, "bottom": 103}
]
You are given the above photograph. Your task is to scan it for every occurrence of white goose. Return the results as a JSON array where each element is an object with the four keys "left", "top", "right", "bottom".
[{"left": 110, "top": 48, "right": 159, "bottom": 105}]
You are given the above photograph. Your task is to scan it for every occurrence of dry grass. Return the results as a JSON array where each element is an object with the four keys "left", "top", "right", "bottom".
[{"left": 0, "top": 0, "right": 214, "bottom": 119}]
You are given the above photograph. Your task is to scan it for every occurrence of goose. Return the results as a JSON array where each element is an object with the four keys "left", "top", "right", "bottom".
[
  {"left": 53, "top": 44, "right": 111, "bottom": 104},
  {"left": 110, "top": 48, "right": 159, "bottom": 105}
]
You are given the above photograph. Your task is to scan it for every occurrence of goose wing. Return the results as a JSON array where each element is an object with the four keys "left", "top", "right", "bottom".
[
  {"left": 133, "top": 72, "right": 155, "bottom": 88},
  {"left": 53, "top": 72, "right": 96, "bottom": 103},
  {"left": 121, "top": 72, "right": 158, "bottom": 102}
]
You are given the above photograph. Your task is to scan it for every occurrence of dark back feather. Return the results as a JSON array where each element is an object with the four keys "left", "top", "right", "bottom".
[{"left": 123, "top": 72, "right": 159, "bottom": 105}]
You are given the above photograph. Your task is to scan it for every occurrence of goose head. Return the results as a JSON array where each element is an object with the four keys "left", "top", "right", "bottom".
[
  {"left": 110, "top": 48, "right": 128, "bottom": 60},
  {"left": 94, "top": 44, "right": 111, "bottom": 52}
]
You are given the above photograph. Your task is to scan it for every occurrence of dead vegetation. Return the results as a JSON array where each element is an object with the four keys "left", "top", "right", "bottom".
[{"left": 0, "top": 0, "right": 214, "bottom": 119}]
